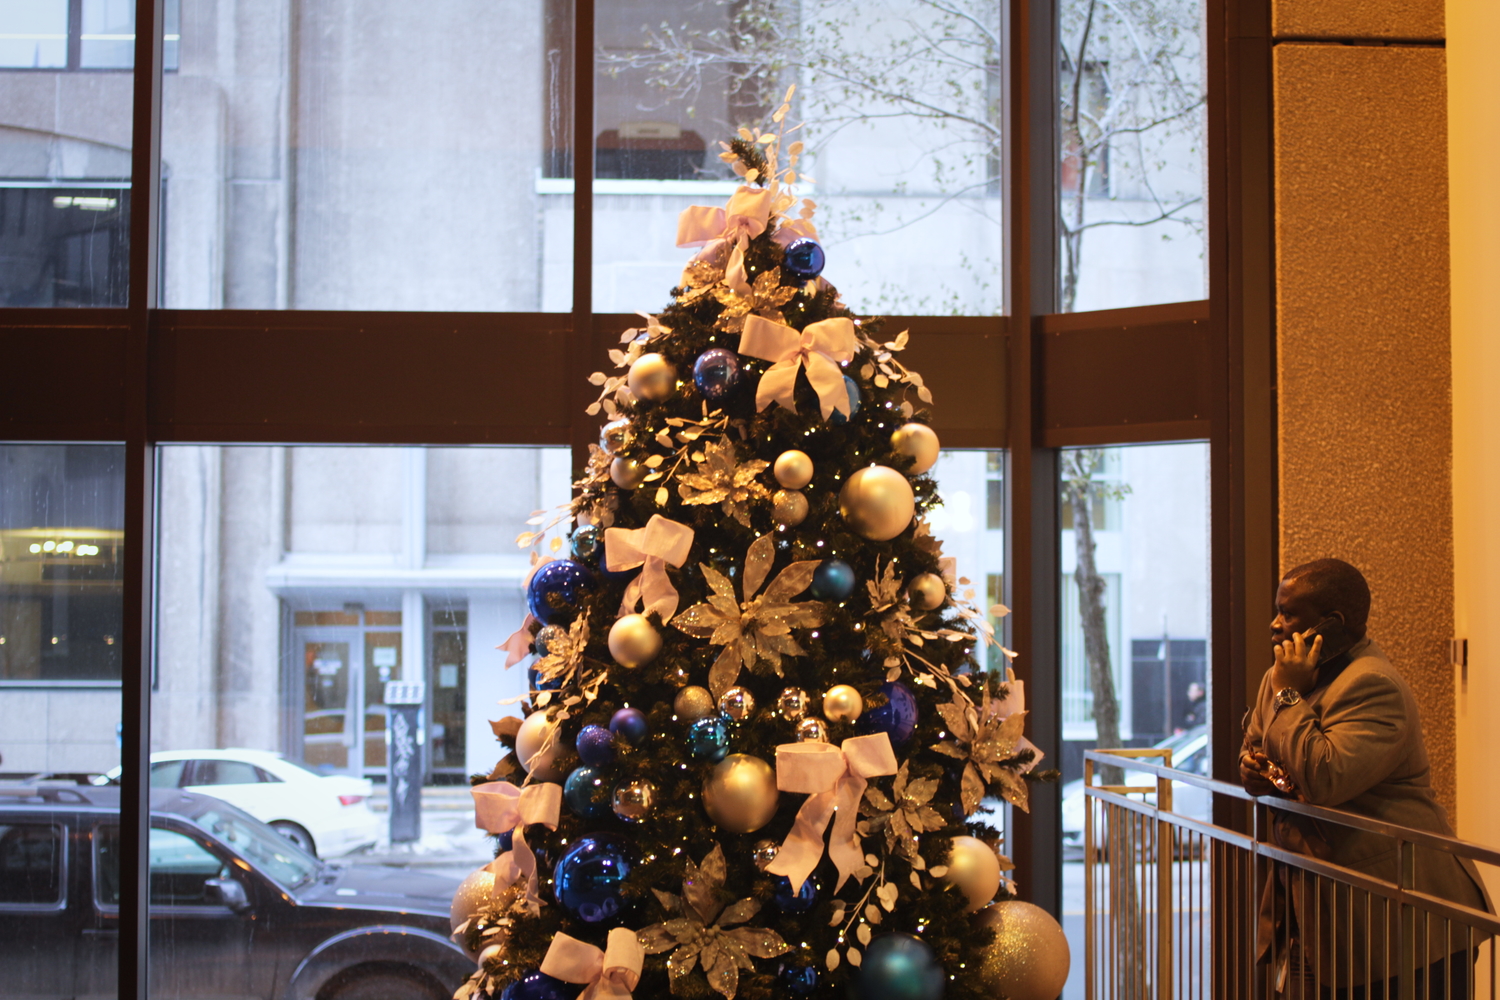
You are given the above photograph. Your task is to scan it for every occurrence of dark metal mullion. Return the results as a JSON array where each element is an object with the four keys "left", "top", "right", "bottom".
[
  {"left": 1007, "top": 0, "right": 1063, "bottom": 919},
  {"left": 66, "top": 0, "right": 82, "bottom": 70},
  {"left": 121, "top": 0, "right": 165, "bottom": 998},
  {"left": 570, "top": 0, "right": 597, "bottom": 475}
]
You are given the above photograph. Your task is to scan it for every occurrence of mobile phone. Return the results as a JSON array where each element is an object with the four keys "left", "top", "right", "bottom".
[{"left": 1299, "top": 615, "right": 1353, "bottom": 660}]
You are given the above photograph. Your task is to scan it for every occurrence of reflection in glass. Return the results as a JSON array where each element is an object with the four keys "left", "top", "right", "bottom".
[
  {"left": 0, "top": 0, "right": 68, "bottom": 68},
  {"left": 1059, "top": 0, "right": 1206, "bottom": 312}
]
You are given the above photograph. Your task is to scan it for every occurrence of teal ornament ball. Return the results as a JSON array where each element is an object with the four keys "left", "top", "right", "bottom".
[
  {"left": 829, "top": 375, "right": 862, "bottom": 425},
  {"left": 855, "top": 933, "right": 946, "bottom": 1000},
  {"left": 564, "top": 765, "right": 612, "bottom": 820},
  {"left": 570, "top": 523, "right": 602, "bottom": 561},
  {"left": 687, "top": 716, "right": 731, "bottom": 761},
  {"left": 810, "top": 558, "right": 856, "bottom": 600}
]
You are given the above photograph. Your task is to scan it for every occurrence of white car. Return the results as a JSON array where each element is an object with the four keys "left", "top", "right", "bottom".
[
  {"left": 1060, "top": 725, "right": 1211, "bottom": 860},
  {"left": 100, "top": 749, "right": 380, "bottom": 858}
]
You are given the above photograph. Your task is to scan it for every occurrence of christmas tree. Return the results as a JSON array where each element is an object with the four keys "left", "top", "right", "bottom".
[{"left": 451, "top": 92, "right": 1059, "bottom": 1000}]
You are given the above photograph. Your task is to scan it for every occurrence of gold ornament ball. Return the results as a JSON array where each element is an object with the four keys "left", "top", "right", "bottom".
[
  {"left": 627, "top": 352, "right": 677, "bottom": 401},
  {"left": 907, "top": 572, "right": 947, "bottom": 612},
  {"left": 450, "top": 865, "right": 497, "bottom": 933},
  {"left": 600, "top": 417, "right": 635, "bottom": 455},
  {"left": 839, "top": 465, "right": 916, "bottom": 541},
  {"left": 795, "top": 717, "right": 829, "bottom": 743},
  {"left": 674, "top": 685, "right": 717, "bottom": 722},
  {"left": 823, "top": 684, "right": 863, "bottom": 722},
  {"left": 607, "top": 613, "right": 661, "bottom": 667},
  {"left": 890, "top": 422, "right": 941, "bottom": 474},
  {"left": 719, "top": 686, "right": 756, "bottom": 721},
  {"left": 702, "top": 753, "right": 779, "bottom": 833},
  {"left": 945, "top": 835, "right": 1002, "bottom": 913},
  {"left": 772, "top": 489, "right": 810, "bottom": 527},
  {"left": 973, "top": 900, "right": 1071, "bottom": 1000},
  {"left": 773, "top": 449, "right": 815, "bottom": 489},
  {"left": 514, "top": 711, "right": 564, "bottom": 780},
  {"left": 610, "top": 456, "right": 649, "bottom": 489}
]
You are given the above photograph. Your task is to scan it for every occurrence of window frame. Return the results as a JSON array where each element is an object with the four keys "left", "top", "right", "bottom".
[
  {"left": 0, "top": 0, "right": 1278, "bottom": 995},
  {"left": 0, "top": 820, "right": 69, "bottom": 912}
]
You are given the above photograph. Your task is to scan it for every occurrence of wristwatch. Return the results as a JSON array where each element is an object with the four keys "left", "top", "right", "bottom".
[{"left": 1274, "top": 687, "right": 1302, "bottom": 711}]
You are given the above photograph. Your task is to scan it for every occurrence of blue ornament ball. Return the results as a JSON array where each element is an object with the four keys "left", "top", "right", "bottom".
[
  {"left": 609, "top": 707, "right": 650, "bottom": 746},
  {"left": 553, "top": 833, "right": 637, "bottom": 926},
  {"left": 771, "top": 874, "right": 818, "bottom": 913},
  {"left": 778, "top": 960, "right": 819, "bottom": 997},
  {"left": 693, "top": 348, "right": 743, "bottom": 402},
  {"left": 783, "top": 238, "right": 826, "bottom": 280},
  {"left": 855, "top": 933, "right": 946, "bottom": 1000},
  {"left": 687, "top": 716, "right": 731, "bottom": 762},
  {"left": 810, "top": 558, "right": 857, "bottom": 601},
  {"left": 575, "top": 724, "right": 617, "bottom": 767},
  {"left": 571, "top": 524, "right": 602, "bottom": 561},
  {"left": 495, "top": 829, "right": 514, "bottom": 853},
  {"left": 829, "top": 375, "right": 862, "bottom": 426},
  {"left": 564, "top": 765, "right": 613, "bottom": 820},
  {"left": 500, "top": 970, "right": 575, "bottom": 1000},
  {"left": 527, "top": 664, "right": 563, "bottom": 693},
  {"left": 526, "top": 560, "right": 596, "bottom": 625},
  {"left": 856, "top": 681, "right": 920, "bottom": 748}
]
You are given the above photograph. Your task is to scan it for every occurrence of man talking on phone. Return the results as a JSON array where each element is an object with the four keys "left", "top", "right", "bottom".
[{"left": 1241, "top": 558, "right": 1491, "bottom": 997}]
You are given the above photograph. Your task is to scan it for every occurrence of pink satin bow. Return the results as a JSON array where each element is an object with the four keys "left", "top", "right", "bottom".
[
  {"left": 540, "top": 929, "right": 643, "bottom": 1000},
  {"left": 765, "top": 732, "right": 898, "bottom": 893},
  {"left": 471, "top": 780, "right": 562, "bottom": 910},
  {"left": 738, "top": 314, "right": 857, "bottom": 421},
  {"left": 604, "top": 515, "right": 694, "bottom": 620},
  {"left": 676, "top": 186, "right": 773, "bottom": 293},
  {"left": 772, "top": 217, "right": 818, "bottom": 248}
]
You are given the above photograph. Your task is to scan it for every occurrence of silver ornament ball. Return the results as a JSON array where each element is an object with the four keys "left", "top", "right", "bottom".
[
  {"left": 772, "top": 488, "right": 810, "bottom": 527},
  {"left": 795, "top": 717, "right": 829, "bottom": 743},
  {"left": 752, "top": 839, "right": 780, "bottom": 869},
  {"left": 612, "top": 779, "right": 657, "bottom": 823},
  {"left": 907, "top": 572, "right": 947, "bottom": 612},
  {"left": 890, "top": 422, "right": 941, "bottom": 474},
  {"left": 773, "top": 449, "right": 815, "bottom": 489},
  {"left": 822, "top": 684, "right": 864, "bottom": 723},
  {"left": 838, "top": 465, "right": 916, "bottom": 541},
  {"left": 702, "top": 754, "right": 779, "bottom": 833},
  {"left": 627, "top": 352, "right": 677, "bottom": 401},
  {"left": 674, "top": 685, "right": 717, "bottom": 723},
  {"left": 607, "top": 613, "right": 662, "bottom": 667},
  {"left": 610, "top": 455, "right": 649, "bottom": 489},
  {"left": 719, "top": 686, "right": 756, "bottom": 721},
  {"left": 777, "top": 687, "right": 810, "bottom": 722},
  {"left": 534, "top": 623, "right": 567, "bottom": 656},
  {"left": 600, "top": 417, "right": 636, "bottom": 455}
]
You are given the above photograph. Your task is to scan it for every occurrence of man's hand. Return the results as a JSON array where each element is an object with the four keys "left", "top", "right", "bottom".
[
  {"left": 1270, "top": 629, "right": 1323, "bottom": 696},
  {"left": 1239, "top": 750, "right": 1278, "bottom": 796}
]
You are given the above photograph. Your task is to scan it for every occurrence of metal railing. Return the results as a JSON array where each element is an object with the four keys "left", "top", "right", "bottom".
[{"left": 1083, "top": 748, "right": 1500, "bottom": 999}]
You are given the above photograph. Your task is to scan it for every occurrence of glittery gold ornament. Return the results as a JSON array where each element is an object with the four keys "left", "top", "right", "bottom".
[
  {"left": 944, "top": 835, "right": 1001, "bottom": 913},
  {"left": 773, "top": 449, "right": 815, "bottom": 489},
  {"left": 674, "top": 685, "right": 717, "bottom": 722},
  {"left": 772, "top": 488, "right": 809, "bottom": 527},
  {"left": 702, "top": 753, "right": 779, "bottom": 832},
  {"left": 839, "top": 465, "right": 915, "bottom": 540},
  {"left": 600, "top": 417, "right": 635, "bottom": 455},
  {"left": 450, "top": 865, "right": 497, "bottom": 932},
  {"left": 611, "top": 455, "right": 649, "bottom": 489},
  {"left": 973, "top": 901, "right": 1071, "bottom": 1000},
  {"left": 776, "top": 686, "right": 810, "bottom": 721},
  {"left": 607, "top": 613, "right": 661, "bottom": 667},
  {"left": 719, "top": 686, "right": 756, "bottom": 721},
  {"left": 627, "top": 352, "right": 677, "bottom": 401},
  {"left": 890, "top": 422, "right": 941, "bottom": 474},
  {"left": 823, "top": 684, "right": 864, "bottom": 722},
  {"left": 907, "top": 572, "right": 947, "bottom": 612},
  {"left": 795, "top": 717, "right": 828, "bottom": 743}
]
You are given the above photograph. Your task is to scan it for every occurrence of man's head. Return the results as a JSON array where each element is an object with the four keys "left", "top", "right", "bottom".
[{"left": 1271, "top": 558, "right": 1371, "bottom": 647}]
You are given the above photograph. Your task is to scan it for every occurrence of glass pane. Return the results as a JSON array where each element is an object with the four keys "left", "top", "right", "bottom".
[
  {"left": 1057, "top": 442, "right": 1209, "bottom": 999},
  {"left": 159, "top": 1, "right": 572, "bottom": 310},
  {"left": 79, "top": 0, "right": 136, "bottom": 69},
  {"left": 0, "top": 1, "right": 68, "bottom": 68},
  {"left": 0, "top": 823, "right": 64, "bottom": 904},
  {"left": 1059, "top": 0, "right": 1206, "bottom": 312},
  {"left": 593, "top": 0, "right": 1003, "bottom": 316}
]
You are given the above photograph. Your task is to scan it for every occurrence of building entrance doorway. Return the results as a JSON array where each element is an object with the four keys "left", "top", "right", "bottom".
[{"left": 294, "top": 609, "right": 403, "bottom": 778}]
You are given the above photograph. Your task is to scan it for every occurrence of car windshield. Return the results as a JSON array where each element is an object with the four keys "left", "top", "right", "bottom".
[{"left": 190, "top": 806, "right": 321, "bottom": 890}]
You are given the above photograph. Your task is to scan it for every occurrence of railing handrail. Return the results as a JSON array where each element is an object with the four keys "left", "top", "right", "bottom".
[{"left": 1083, "top": 747, "right": 1500, "bottom": 870}]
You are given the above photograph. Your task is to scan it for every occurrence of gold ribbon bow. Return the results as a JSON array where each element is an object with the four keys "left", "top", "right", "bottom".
[
  {"left": 471, "top": 780, "right": 562, "bottom": 912},
  {"left": 676, "top": 186, "right": 773, "bottom": 293},
  {"left": 539, "top": 929, "right": 643, "bottom": 1000},
  {"left": 603, "top": 515, "right": 695, "bottom": 620},
  {"left": 738, "top": 314, "right": 857, "bottom": 421}
]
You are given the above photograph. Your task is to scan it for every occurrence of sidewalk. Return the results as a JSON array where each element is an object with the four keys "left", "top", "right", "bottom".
[{"left": 350, "top": 785, "right": 493, "bottom": 870}]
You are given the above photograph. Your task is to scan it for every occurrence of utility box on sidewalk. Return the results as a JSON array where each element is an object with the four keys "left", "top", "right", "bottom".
[{"left": 384, "top": 681, "right": 426, "bottom": 844}]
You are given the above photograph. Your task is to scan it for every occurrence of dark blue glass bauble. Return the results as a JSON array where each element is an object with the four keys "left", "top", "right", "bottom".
[
  {"left": 526, "top": 560, "right": 596, "bottom": 625},
  {"left": 576, "top": 724, "right": 617, "bottom": 767},
  {"left": 553, "top": 833, "right": 637, "bottom": 926},
  {"left": 854, "top": 933, "right": 945, "bottom": 1000},
  {"left": 771, "top": 874, "right": 818, "bottom": 912},
  {"left": 571, "top": 524, "right": 602, "bottom": 561},
  {"left": 609, "top": 707, "right": 649, "bottom": 746},
  {"left": 829, "top": 375, "right": 862, "bottom": 425},
  {"left": 778, "top": 959, "right": 819, "bottom": 997},
  {"left": 527, "top": 664, "right": 563, "bottom": 693},
  {"left": 500, "top": 969, "right": 577, "bottom": 1000},
  {"left": 687, "top": 716, "right": 731, "bottom": 761},
  {"left": 564, "top": 765, "right": 613, "bottom": 820},
  {"left": 693, "top": 348, "right": 743, "bottom": 402},
  {"left": 783, "top": 238, "right": 826, "bottom": 280},
  {"left": 856, "top": 681, "right": 920, "bottom": 748},
  {"left": 495, "top": 829, "right": 514, "bottom": 853},
  {"left": 810, "top": 558, "right": 857, "bottom": 601}
]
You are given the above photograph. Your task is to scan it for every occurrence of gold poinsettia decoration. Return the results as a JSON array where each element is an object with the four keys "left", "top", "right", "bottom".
[
  {"left": 671, "top": 533, "right": 825, "bottom": 696},
  {"left": 529, "top": 616, "right": 589, "bottom": 707},
  {"left": 677, "top": 438, "right": 772, "bottom": 528},
  {"left": 638, "top": 844, "right": 791, "bottom": 999},
  {"left": 931, "top": 686, "right": 1032, "bottom": 815},
  {"left": 712, "top": 266, "right": 799, "bottom": 333},
  {"left": 677, "top": 259, "right": 726, "bottom": 305},
  {"left": 860, "top": 761, "right": 947, "bottom": 860}
]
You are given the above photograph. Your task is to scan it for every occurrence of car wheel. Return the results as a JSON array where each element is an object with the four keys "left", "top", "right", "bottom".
[
  {"left": 271, "top": 820, "right": 317, "bottom": 856},
  {"left": 320, "top": 963, "right": 447, "bottom": 1000}
]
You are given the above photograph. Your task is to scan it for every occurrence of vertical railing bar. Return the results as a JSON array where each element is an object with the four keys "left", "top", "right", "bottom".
[
  {"left": 1086, "top": 762, "right": 1095, "bottom": 1000},
  {"left": 1400, "top": 840, "right": 1415, "bottom": 1000}
]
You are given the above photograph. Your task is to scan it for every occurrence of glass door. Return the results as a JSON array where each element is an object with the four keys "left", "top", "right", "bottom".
[{"left": 299, "top": 634, "right": 358, "bottom": 772}]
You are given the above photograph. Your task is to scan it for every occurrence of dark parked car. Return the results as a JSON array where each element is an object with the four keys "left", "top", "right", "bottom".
[{"left": 0, "top": 784, "right": 471, "bottom": 1000}]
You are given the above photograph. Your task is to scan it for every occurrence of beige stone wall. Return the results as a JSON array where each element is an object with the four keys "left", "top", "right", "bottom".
[{"left": 1274, "top": 36, "right": 1455, "bottom": 811}]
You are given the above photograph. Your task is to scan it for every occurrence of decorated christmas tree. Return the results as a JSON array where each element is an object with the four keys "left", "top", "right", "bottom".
[{"left": 450, "top": 93, "right": 1063, "bottom": 1000}]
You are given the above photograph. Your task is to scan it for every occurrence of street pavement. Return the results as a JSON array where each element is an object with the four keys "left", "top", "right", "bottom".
[{"left": 349, "top": 784, "right": 493, "bottom": 882}]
